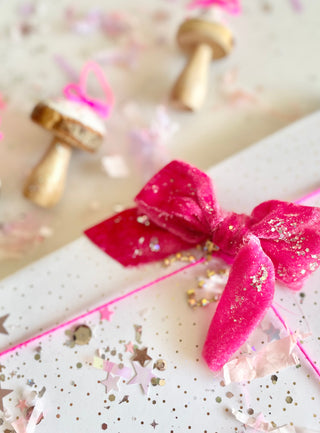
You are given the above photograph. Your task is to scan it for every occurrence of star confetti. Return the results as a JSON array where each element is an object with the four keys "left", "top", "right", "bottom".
[
  {"left": 264, "top": 323, "right": 281, "bottom": 342},
  {"left": 101, "top": 374, "right": 120, "bottom": 394},
  {"left": 124, "top": 341, "right": 134, "bottom": 353},
  {"left": 133, "top": 347, "right": 152, "bottom": 367},
  {"left": 0, "top": 386, "right": 13, "bottom": 412},
  {"left": 128, "top": 361, "right": 155, "bottom": 394},
  {"left": 151, "top": 420, "right": 159, "bottom": 429},
  {"left": 0, "top": 315, "right": 9, "bottom": 335},
  {"left": 16, "top": 399, "right": 28, "bottom": 411},
  {"left": 100, "top": 306, "right": 114, "bottom": 322}
]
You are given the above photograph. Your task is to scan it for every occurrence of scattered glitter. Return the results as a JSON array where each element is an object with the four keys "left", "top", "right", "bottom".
[
  {"left": 66, "top": 324, "right": 92, "bottom": 346},
  {"left": 154, "top": 359, "right": 166, "bottom": 371},
  {"left": 149, "top": 237, "right": 160, "bottom": 252},
  {"left": 271, "top": 374, "right": 278, "bottom": 384},
  {"left": 119, "top": 395, "right": 129, "bottom": 404}
]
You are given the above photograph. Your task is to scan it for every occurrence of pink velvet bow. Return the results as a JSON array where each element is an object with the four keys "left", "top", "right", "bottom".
[{"left": 85, "top": 160, "right": 320, "bottom": 371}]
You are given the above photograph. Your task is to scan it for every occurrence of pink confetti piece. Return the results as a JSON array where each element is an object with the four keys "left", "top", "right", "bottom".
[
  {"left": 130, "top": 106, "right": 179, "bottom": 179},
  {"left": 99, "top": 305, "right": 114, "bottom": 321},
  {"left": 53, "top": 55, "right": 79, "bottom": 81},
  {"left": 100, "top": 11, "right": 132, "bottom": 38},
  {"left": 103, "top": 361, "right": 132, "bottom": 379},
  {"left": 0, "top": 215, "right": 51, "bottom": 261},
  {"left": 223, "top": 335, "right": 299, "bottom": 384},
  {"left": 289, "top": 0, "right": 303, "bottom": 12},
  {"left": 93, "top": 40, "right": 144, "bottom": 69}
]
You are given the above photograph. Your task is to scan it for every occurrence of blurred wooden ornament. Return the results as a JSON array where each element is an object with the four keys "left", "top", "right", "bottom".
[
  {"left": 170, "top": 17, "right": 233, "bottom": 111},
  {"left": 23, "top": 99, "right": 106, "bottom": 208}
]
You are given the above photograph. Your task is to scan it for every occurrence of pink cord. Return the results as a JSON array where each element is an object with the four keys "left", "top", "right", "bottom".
[
  {"left": 271, "top": 305, "right": 320, "bottom": 379},
  {"left": 187, "top": 0, "right": 241, "bottom": 13},
  {"left": 295, "top": 187, "right": 320, "bottom": 205},
  {"left": 0, "top": 257, "right": 205, "bottom": 358},
  {"left": 63, "top": 61, "right": 114, "bottom": 118}
]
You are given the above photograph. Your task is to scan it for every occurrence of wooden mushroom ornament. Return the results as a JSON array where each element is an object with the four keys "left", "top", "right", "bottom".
[
  {"left": 24, "top": 98, "right": 106, "bottom": 208},
  {"left": 171, "top": 18, "right": 233, "bottom": 111}
]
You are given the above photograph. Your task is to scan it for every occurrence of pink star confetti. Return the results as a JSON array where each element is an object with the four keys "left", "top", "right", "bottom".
[
  {"left": 127, "top": 361, "right": 155, "bottom": 395},
  {"left": 101, "top": 374, "right": 120, "bottom": 394},
  {"left": 16, "top": 399, "right": 28, "bottom": 411},
  {"left": 99, "top": 306, "right": 114, "bottom": 322},
  {"left": 124, "top": 341, "right": 134, "bottom": 353}
]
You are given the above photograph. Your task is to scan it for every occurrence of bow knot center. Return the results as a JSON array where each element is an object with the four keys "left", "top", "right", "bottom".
[{"left": 212, "top": 212, "right": 251, "bottom": 256}]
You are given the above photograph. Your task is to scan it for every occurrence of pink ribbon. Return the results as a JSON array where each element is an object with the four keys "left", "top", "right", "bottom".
[
  {"left": 85, "top": 160, "right": 320, "bottom": 371},
  {"left": 63, "top": 61, "right": 114, "bottom": 118},
  {"left": 188, "top": 0, "right": 241, "bottom": 13}
]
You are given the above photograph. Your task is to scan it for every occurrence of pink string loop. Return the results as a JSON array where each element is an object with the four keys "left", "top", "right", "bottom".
[
  {"left": 188, "top": 0, "right": 241, "bottom": 14},
  {"left": 63, "top": 61, "right": 114, "bottom": 118}
]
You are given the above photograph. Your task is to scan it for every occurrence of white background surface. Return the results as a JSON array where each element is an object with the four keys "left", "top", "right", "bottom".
[{"left": 1, "top": 0, "right": 320, "bottom": 279}]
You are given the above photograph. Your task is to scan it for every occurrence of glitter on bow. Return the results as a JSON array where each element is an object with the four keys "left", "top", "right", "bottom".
[{"left": 85, "top": 160, "right": 320, "bottom": 372}]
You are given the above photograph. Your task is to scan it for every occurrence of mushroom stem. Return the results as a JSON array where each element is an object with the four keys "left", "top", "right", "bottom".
[
  {"left": 171, "top": 43, "right": 213, "bottom": 111},
  {"left": 23, "top": 138, "right": 72, "bottom": 208}
]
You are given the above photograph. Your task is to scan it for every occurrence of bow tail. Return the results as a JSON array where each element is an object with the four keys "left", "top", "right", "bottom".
[
  {"left": 85, "top": 208, "right": 194, "bottom": 267},
  {"left": 202, "top": 236, "right": 275, "bottom": 371}
]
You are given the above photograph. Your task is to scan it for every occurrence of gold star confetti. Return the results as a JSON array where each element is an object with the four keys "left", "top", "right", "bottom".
[{"left": 133, "top": 347, "right": 152, "bottom": 367}]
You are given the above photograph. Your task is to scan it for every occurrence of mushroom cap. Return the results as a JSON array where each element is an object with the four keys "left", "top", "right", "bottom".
[
  {"left": 177, "top": 18, "right": 233, "bottom": 59},
  {"left": 31, "top": 98, "right": 106, "bottom": 152}
]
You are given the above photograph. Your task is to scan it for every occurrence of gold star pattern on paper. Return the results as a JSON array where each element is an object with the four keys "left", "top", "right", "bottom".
[
  {"left": 0, "top": 315, "right": 9, "bottom": 335},
  {"left": 132, "top": 347, "right": 152, "bottom": 367},
  {"left": 0, "top": 385, "right": 13, "bottom": 412}
]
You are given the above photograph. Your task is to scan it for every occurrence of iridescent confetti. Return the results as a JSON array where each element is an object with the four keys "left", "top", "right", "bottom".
[
  {"left": 223, "top": 335, "right": 299, "bottom": 384},
  {"left": 127, "top": 361, "right": 155, "bottom": 395}
]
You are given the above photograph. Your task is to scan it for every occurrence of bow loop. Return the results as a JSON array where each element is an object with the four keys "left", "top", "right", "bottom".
[
  {"left": 250, "top": 200, "right": 320, "bottom": 289},
  {"left": 135, "top": 160, "right": 221, "bottom": 244}
]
